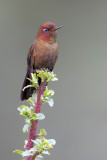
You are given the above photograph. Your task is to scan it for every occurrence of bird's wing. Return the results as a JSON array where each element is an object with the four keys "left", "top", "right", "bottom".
[
  {"left": 27, "top": 42, "right": 36, "bottom": 75},
  {"left": 20, "top": 43, "right": 36, "bottom": 100}
]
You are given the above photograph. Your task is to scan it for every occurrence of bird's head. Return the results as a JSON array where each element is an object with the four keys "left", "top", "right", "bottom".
[{"left": 37, "top": 22, "right": 63, "bottom": 43}]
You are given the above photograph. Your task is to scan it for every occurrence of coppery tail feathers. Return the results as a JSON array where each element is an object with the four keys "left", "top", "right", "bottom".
[{"left": 20, "top": 70, "right": 35, "bottom": 101}]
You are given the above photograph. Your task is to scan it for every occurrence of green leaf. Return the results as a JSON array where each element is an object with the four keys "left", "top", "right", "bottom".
[
  {"left": 31, "top": 73, "right": 38, "bottom": 83},
  {"left": 32, "top": 139, "right": 42, "bottom": 146},
  {"left": 40, "top": 129, "right": 47, "bottom": 136},
  {"left": 42, "top": 150, "right": 50, "bottom": 155},
  {"left": 27, "top": 78, "right": 34, "bottom": 83},
  {"left": 17, "top": 105, "right": 27, "bottom": 112},
  {"left": 42, "top": 140, "right": 49, "bottom": 146},
  {"left": 36, "top": 69, "right": 58, "bottom": 83},
  {"left": 23, "top": 124, "right": 30, "bottom": 133},
  {"left": 31, "top": 113, "right": 37, "bottom": 119},
  {"left": 22, "top": 150, "right": 33, "bottom": 157},
  {"left": 26, "top": 73, "right": 39, "bottom": 89},
  {"left": 13, "top": 150, "right": 23, "bottom": 155},
  {"left": 30, "top": 106, "right": 34, "bottom": 112},
  {"left": 25, "top": 118, "right": 31, "bottom": 125},
  {"left": 36, "top": 113, "right": 45, "bottom": 120},
  {"left": 50, "top": 90, "right": 54, "bottom": 95},
  {"left": 21, "top": 109, "right": 30, "bottom": 117},
  {"left": 42, "top": 87, "right": 55, "bottom": 106},
  {"left": 17, "top": 107, "right": 23, "bottom": 112},
  {"left": 43, "top": 88, "right": 54, "bottom": 97},
  {"left": 46, "top": 98, "right": 54, "bottom": 107},
  {"left": 26, "top": 97, "right": 35, "bottom": 106},
  {"left": 51, "top": 77, "right": 58, "bottom": 81},
  {"left": 48, "top": 139, "right": 56, "bottom": 145},
  {"left": 23, "top": 85, "right": 34, "bottom": 91},
  {"left": 36, "top": 154, "right": 43, "bottom": 159},
  {"left": 29, "top": 148, "right": 38, "bottom": 152}
]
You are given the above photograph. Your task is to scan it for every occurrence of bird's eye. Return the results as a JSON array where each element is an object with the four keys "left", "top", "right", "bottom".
[{"left": 43, "top": 28, "right": 48, "bottom": 32}]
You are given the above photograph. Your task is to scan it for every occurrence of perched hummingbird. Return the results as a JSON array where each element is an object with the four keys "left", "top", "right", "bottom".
[{"left": 20, "top": 22, "right": 63, "bottom": 101}]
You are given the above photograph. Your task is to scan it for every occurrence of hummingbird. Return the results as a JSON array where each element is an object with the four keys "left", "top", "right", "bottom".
[{"left": 20, "top": 22, "right": 63, "bottom": 101}]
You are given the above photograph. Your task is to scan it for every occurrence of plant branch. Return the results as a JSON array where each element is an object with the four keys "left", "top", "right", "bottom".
[
  {"left": 32, "top": 151, "right": 39, "bottom": 160},
  {"left": 26, "top": 81, "right": 46, "bottom": 160},
  {"left": 14, "top": 70, "right": 57, "bottom": 159}
]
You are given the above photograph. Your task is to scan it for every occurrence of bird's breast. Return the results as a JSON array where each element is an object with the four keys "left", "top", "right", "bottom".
[{"left": 34, "top": 41, "right": 59, "bottom": 71}]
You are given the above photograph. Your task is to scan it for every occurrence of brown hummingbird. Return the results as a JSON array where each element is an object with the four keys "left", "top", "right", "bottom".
[{"left": 20, "top": 22, "right": 63, "bottom": 101}]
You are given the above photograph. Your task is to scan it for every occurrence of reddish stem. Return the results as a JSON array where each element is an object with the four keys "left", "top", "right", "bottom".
[
  {"left": 32, "top": 151, "right": 39, "bottom": 160},
  {"left": 26, "top": 81, "right": 46, "bottom": 160}
]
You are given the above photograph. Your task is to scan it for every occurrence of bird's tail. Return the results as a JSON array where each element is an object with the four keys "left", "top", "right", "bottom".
[{"left": 20, "top": 70, "right": 35, "bottom": 101}]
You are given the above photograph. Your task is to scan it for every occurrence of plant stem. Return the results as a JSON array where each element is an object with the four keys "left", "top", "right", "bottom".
[
  {"left": 32, "top": 152, "right": 39, "bottom": 160},
  {"left": 26, "top": 81, "right": 46, "bottom": 160}
]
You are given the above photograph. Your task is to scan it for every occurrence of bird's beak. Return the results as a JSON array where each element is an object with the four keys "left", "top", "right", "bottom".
[{"left": 55, "top": 25, "right": 63, "bottom": 30}]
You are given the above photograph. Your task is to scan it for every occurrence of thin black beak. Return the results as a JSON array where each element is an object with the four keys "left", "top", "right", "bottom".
[{"left": 55, "top": 25, "right": 63, "bottom": 30}]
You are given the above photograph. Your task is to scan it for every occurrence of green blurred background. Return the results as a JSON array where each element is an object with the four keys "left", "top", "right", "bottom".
[{"left": 1, "top": 0, "right": 107, "bottom": 160}]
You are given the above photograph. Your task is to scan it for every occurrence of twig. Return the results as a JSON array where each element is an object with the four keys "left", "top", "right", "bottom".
[
  {"left": 32, "top": 151, "right": 39, "bottom": 160},
  {"left": 26, "top": 81, "right": 46, "bottom": 160}
]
